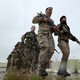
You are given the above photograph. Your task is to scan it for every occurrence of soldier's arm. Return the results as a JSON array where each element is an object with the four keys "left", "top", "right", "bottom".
[
  {"left": 21, "top": 35, "right": 24, "bottom": 42},
  {"left": 21, "top": 32, "right": 29, "bottom": 42},
  {"left": 21, "top": 34, "right": 26, "bottom": 43},
  {"left": 60, "top": 25, "right": 70, "bottom": 35},
  {"left": 32, "top": 15, "right": 44, "bottom": 24},
  {"left": 54, "top": 24, "right": 65, "bottom": 35},
  {"left": 54, "top": 24, "right": 60, "bottom": 36}
]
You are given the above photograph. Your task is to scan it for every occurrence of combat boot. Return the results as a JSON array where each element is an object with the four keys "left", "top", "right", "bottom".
[
  {"left": 63, "top": 71, "right": 70, "bottom": 76},
  {"left": 57, "top": 70, "right": 70, "bottom": 77},
  {"left": 39, "top": 69, "right": 48, "bottom": 76},
  {"left": 57, "top": 61, "right": 70, "bottom": 77}
]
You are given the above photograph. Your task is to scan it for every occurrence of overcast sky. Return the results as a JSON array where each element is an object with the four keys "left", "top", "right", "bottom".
[{"left": 0, "top": 0, "right": 80, "bottom": 62}]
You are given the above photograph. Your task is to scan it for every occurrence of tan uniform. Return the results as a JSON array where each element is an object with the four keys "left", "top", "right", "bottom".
[
  {"left": 57, "top": 23, "right": 71, "bottom": 73},
  {"left": 57, "top": 22, "right": 80, "bottom": 76},
  {"left": 32, "top": 14, "right": 55, "bottom": 70}
]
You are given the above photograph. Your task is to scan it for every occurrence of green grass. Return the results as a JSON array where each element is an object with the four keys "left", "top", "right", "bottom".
[
  {"left": 3, "top": 59, "right": 80, "bottom": 80},
  {"left": 4, "top": 72, "right": 51, "bottom": 80},
  {"left": 4, "top": 72, "right": 30, "bottom": 80},
  {"left": 3, "top": 72, "right": 80, "bottom": 80},
  {"left": 0, "top": 62, "right": 7, "bottom": 68},
  {"left": 51, "top": 59, "right": 80, "bottom": 72}
]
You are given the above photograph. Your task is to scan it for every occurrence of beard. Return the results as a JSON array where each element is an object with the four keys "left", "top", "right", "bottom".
[{"left": 61, "top": 21, "right": 67, "bottom": 25}]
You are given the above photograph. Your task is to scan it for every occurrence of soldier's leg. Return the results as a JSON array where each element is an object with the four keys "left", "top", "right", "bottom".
[
  {"left": 38, "top": 33, "right": 54, "bottom": 76},
  {"left": 31, "top": 50, "right": 39, "bottom": 73},
  {"left": 58, "top": 40, "right": 70, "bottom": 76},
  {"left": 49, "top": 33, "right": 55, "bottom": 54}
]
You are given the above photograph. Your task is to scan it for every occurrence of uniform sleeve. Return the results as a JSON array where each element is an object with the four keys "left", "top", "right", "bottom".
[
  {"left": 21, "top": 35, "right": 25, "bottom": 42},
  {"left": 32, "top": 15, "right": 44, "bottom": 24},
  {"left": 57, "top": 24, "right": 63, "bottom": 33},
  {"left": 57, "top": 24, "right": 67, "bottom": 35},
  {"left": 54, "top": 24, "right": 59, "bottom": 36},
  {"left": 21, "top": 32, "right": 28, "bottom": 42}
]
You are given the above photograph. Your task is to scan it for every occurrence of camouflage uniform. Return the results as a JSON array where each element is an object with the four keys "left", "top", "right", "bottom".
[
  {"left": 32, "top": 14, "right": 55, "bottom": 71},
  {"left": 57, "top": 23, "right": 76, "bottom": 75},
  {"left": 7, "top": 29, "right": 39, "bottom": 73},
  {"left": 7, "top": 42, "right": 23, "bottom": 71},
  {"left": 21, "top": 31, "right": 39, "bottom": 72},
  {"left": 7, "top": 53, "right": 12, "bottom": 71}
]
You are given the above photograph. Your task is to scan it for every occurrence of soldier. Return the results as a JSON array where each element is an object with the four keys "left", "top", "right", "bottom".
[
  {"left": 56, "top": 16, "right": 80, "bottom": 77},
  {"left": 10, "top": 42, "right": 22, "bottom": 71},
  {"left": 21, "top": 26, "right": 39, "bottom": 73},
  {"left": 7, "top": 53, "right": 12, "bottom": 71},
  {"left": 32, "top": 7, "right": 56, "bottom": 76},
  {"left": 7, "top": 42, "right": 23, "bottom": 71}
]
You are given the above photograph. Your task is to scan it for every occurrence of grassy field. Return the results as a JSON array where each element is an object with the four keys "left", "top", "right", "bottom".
[
  {"left": 0, "top": 62, "right": 7, "bottom": 68},
  {"left": 0, "top": 59, "right": 80, "bottom": 68},
  {"left": 4, "top": 72, "right": 52, "bottom": 80},
  {"left": 2, "top": 59, "right": 80, "bottom": 80},
  {"left": 50, "top": 59, "right": 80, "bottom": 73},
  {"left": 67, "top": 59, "right": 80, "bottom": 70},
  {"left": 3, "top": 72, "right": 80, "bottom": 80}
]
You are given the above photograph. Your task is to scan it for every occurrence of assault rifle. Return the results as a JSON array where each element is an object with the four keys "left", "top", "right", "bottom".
[
  {"left": 37, "top": 12, "right": 56, "bottom": 31},
  {"left": 61, "top": 25, "right": 80, "bottom": 45}
]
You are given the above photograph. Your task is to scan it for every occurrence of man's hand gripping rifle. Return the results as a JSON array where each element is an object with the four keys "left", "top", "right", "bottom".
[{"left": 37, "top": 12, "right": 57, "bottom": 31}]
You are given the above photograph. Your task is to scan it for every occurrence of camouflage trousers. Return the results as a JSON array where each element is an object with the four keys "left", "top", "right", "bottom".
[
  {"left": 22, "top": 47, "right": 39, "bottom": 72},
  {"left": 58, "top": 40, "right": 70, "bottom": 71},
  {"left": 37, "top": 31, "right": 55, "bottom": 70}
]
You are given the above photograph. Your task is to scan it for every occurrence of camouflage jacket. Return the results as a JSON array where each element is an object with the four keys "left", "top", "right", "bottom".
[
  {"left": 21, "top": 31, "right": 39, "bottom": 49},
  {"left": 57, "top": 23, "right": 71, "bottom": 43},
  {"left": 32, "top": 13, "right": 55, "bottom": 33}
]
